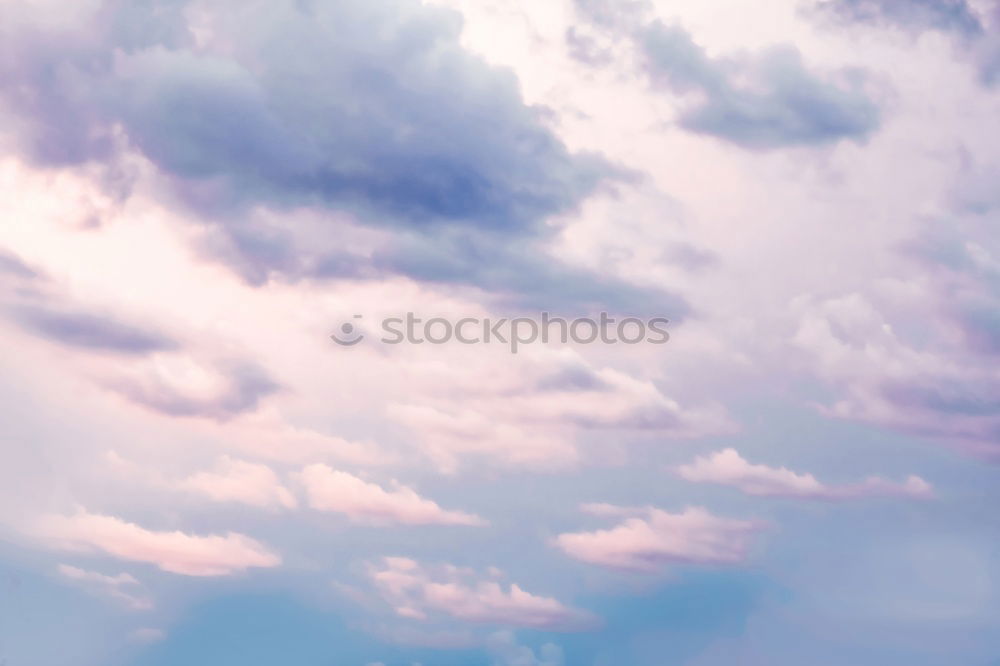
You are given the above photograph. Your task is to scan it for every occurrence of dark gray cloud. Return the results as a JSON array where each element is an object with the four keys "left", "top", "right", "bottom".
[
  {"left": 10, "top": 304, "right": 178, "bottom": 355},
  {"left": 0, "top": 0, "right": 667, "bottom": 314},
  {"left": 638, "top": 21, "right": 880, "bottom": 149}
]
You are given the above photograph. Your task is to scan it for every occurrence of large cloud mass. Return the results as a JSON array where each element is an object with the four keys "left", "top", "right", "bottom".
[{"left": 0, "top": 0, "right": 635, "bottom": 307}]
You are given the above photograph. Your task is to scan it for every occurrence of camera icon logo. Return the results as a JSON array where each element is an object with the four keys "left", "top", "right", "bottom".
[{"left": 330, "top": 314, "right": 364, "bottom": 346}]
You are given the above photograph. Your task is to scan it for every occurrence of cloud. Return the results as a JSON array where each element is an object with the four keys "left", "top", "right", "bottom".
[
  {"left": 56, "top": 563, "right": 153, "bottom": 610},
  {"left": 573, "top": 0, "right": 652, "bottom": 30},
  {"left": 814, "top": 0, "right": 984, "bottom": 37},
  {"left": 0, "top": 0, "right": 650, "bottom": 313},
  {"left": 200, "top": 408, "right": 395, "bottom": 467},
  {"left": 389, "top": 349, "right": 735, "bottom": 471},
  {"left": 1, "top": 0, "right": 609, "bottom": 224},
  {"left": 369, "top": 228, "right": 686, "bottom": 316},
  {"left": 638, "top": 21, "right": 880, "bottom": 148},
  {"left": 179, "top": 456, "right": 297, "bottom": 510},
  {"left": 9, "top": 303, "right": 178, "bottom": 355},
  {"left": 487, "top": 631, "right": 564, "bottom": 666},
  {"left": 299, "top": 464, "right": 484, "bottom": 526},
  {"left": 104, "top": 355, "right": 281, "bottom": 420},
  {"left": 812, "top": 0, "right": 1000, "bottom": 85},
  {"left": 0, "top": 247, "right": 42, "bottom": 281},
  {"left": 567, "top": 4, "right": 881, "bottom": 149},
  {"left": 0, "top": 265, "right": 282, "bottom": 421},
  {"left": 555, "top": 505, "right": 762, "bottom": 572},
  {"left": 793, "top": 285, "right": 1000, "bottom": 460},
  {"left": 786, "top": 219, "right": 1000, "bottom": 460},
  {"left": 36, "top": 510, "right": 281, "bottom": 576},
  {"left": 675, "top": 448, "right": 933, "bottom": 499},
  {"left": 367, "top": 557, "right": 596, "bottom": 631}
]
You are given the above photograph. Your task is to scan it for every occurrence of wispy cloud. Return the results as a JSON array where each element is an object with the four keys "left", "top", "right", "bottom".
[
  {"left": 300, "top": 464, "right": 484, "bottom": 526},
  {"left": 10, "top": 303, "right": 178, "bottom": 355},
  {"left": 555, "top": 504, "right": 763, "bottom": 572},
  {"left": 367, "top": 557, "right": 596, "bottom": 631},
  {"left": 56, "top": 563, "right": 153, "bottom": 610},
  {"left": 675, "top": 448, "right": 932, "bottom": 499}
]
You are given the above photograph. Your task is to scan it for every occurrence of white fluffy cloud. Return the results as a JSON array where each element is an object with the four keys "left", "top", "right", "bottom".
[
  {"left": 367, "top": 557, "right": 596, "bottom": 630},
  {"left": 555, "top": 504, "right": 762, "bottom": 572},
  {"left": 300, "top": 464, "right": 485, "bottom": 526},
  {"left": 37, "top": 510, "right": 281, "bottom": 576},
  {"left": 675, "top": 448, "right": 932, "bottom": 499}
]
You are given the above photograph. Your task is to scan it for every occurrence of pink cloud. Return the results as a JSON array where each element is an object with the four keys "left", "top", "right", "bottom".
[
  {"left": 37, "top": 510, "right": 281, "bottom": 576},
  {"left": 675, "top": 448, "right": 932, "bottom": 499},
  {"left": 555, "top": 505, "right": 762, "bottom": 572},
  {"left": 299, "top": 464, "right": 485, "bottom": 526},
  {"left": 179, "top": 456, "right": 297, "bottom": 509},
  {"left": 367, "top": 557, "right": 596, "bottom": 631}
]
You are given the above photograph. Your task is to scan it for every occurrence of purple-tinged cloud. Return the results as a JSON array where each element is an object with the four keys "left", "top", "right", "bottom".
[
  {"left": 814, "top": 0, "right": 984, "bottom": 37},
  {"left": 638, "top": 21, "right": 881, "bottom": 149},
  {"left": 812, "top": 0, "right": 1000, "bottom": 85},
  {"left": 794, "top": 289, "right": 1000, "bottom": 460},
  {"left": 0, "top": 0, "right": 666, "bottom": 314},
  {"left": 10, "top": 303, "right": 178, "bottom": 355},
  {"left": 105, "top": 358, "right": 280, "bottom": 420},
  {"left": 0, "top": 248, "right": 42, "bottom": 281}
]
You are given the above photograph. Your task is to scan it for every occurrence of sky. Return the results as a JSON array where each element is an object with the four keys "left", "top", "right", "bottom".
[{"left": 0, "top": 0, "right": 999, "bottom": 664}]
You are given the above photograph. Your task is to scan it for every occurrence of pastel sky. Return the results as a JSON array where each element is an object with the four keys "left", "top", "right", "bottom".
[{"left": 1, "top": 0, "right": 999, "bottom": 665}]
